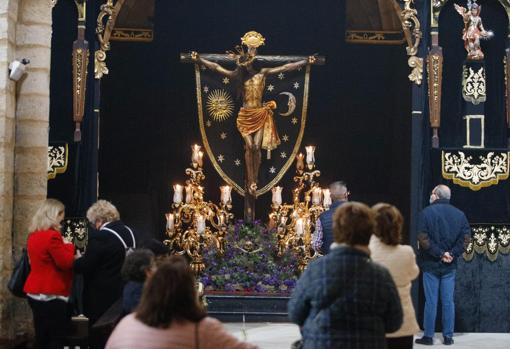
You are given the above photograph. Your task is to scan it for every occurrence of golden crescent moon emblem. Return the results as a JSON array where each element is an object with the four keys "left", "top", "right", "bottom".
[{"left": 279, "top": 91, "right": 297, "bottom": 116}]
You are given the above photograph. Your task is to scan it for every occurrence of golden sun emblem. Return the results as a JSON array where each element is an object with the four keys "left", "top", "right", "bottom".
[{"left": 206, "top": 89, "right": 234, "bottom": 122}]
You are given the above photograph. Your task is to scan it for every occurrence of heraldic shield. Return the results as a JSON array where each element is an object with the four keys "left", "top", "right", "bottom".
[{"left": 195, "top": 64, "right": 311, "bottom": 196}]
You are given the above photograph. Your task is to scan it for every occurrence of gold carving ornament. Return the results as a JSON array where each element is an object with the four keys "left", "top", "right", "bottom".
[
  {"left": 442, "top": 151, "right": 510, "bottom": 190},
  {"left": 95, "top": 0, "right": 126, "bottom": 79},
  {"left": 269, "top": 148, "right": 327, "bottom": 272},
  {"left": 164, "top": 145, "right": 233, "bottom": 274},
  {"left": 393, "top": 0, "right": 423, "bottom": 85}
]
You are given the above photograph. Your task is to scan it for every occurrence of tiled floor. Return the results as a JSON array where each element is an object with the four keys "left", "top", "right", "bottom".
[{"left": 224, "top": 323, "right": 510, "bottom": 349}]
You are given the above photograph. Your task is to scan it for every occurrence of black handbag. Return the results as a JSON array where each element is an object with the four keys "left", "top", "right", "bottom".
[{"left": 7, "top": 248, "right": 30, "bottom": 298}]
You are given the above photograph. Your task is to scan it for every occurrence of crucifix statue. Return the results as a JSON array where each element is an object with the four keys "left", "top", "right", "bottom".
[{"left": 183, "top": 31, "right": 322, "bottom": 222}]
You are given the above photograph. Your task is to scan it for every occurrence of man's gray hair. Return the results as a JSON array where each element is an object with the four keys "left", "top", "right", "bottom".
[
  {"left": 330, "top": 181, "right": 348, "bottom": 201},
  {"left": 434, "top": 184, "right": 451, "bottom": 200}
]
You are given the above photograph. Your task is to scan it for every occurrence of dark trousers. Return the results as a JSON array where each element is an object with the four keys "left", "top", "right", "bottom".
[
  {"left": 28, "top": 298, "right": 70, "bottom": 349},
  {"left": 387, "top": 336, "right": 414, "bottom": 349}
]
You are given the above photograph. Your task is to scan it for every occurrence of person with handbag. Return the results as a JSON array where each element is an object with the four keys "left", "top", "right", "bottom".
[
  {"left": 23, "top": 198, "right": 75, "bottom": 349},
  {"left": 288, "top": 202, "right": 403, "bottom": 349},
  {"left": 106, "top": 255, "right": 258, "bottom": 349},
  {"left": 74, "top": 199, "right": 138, "bottom": 348}
]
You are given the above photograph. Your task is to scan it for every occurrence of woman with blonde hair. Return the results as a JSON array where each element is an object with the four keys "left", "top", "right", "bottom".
[
  {"left": 23, "top": 198, "right": 75, "bottom": 349},
  {"left": 370, "top": 203, "right": 420, "bottom": 349},
  {"left": 106, "top": 255, "right": 258, "bottom": 349}
]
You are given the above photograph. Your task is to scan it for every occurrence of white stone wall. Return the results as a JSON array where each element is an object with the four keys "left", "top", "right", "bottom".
[{"left": 0, "top": 0, "right": 53, "bottom": 340}]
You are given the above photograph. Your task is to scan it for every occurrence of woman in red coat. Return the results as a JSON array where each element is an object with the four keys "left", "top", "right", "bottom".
[{"left": 23, "top": 198, "right": 75, "bottom": 349}]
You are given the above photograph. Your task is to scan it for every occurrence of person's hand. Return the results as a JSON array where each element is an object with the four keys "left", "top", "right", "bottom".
[
  {"left": 308, "top": 55, "right": 317, "bottom": 65},
  {"left": 74, "top": 249, "right": 82, "bottom": 260},
  {"left": 441, "top": 251, "right": 453, "bottom": 263},
  {"left": 191, "top": 51, "right": 199, "bottom": 61}
]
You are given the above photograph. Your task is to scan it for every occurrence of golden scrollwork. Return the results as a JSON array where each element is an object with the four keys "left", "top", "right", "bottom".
[
  {"left": 393, "top": 0, "right": 423, "bottom": 85},
  {"left": 463, "top": 66, "right": 486, "bottom": 105},
  {"left": 164, "top": 147, "right": 233, "bottom": 275},
  {"left": 464, "top": 225, "right": 510, "bottom": 262},
  {"left": 111, "top": 28, "right": 153, "bottom": 42},
  {"left": 442, "top": 151, "right": 510, "bottom": 191},
  {"left": 48, "top": 144, "right": 68, "bottom": 180},
  {"left": 408, "top": 56, "right": 424, "bottom": 85},
  {"left": 345, "top": 30, "right": 406, "bottom": 45},
  {"left": 95, "top": 0, "right": 126, "bottom": 79}
]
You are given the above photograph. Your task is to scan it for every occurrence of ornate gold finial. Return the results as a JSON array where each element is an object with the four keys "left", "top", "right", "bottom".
[{"left": 241, "top": 31, "right": 265, "bottom": 48}]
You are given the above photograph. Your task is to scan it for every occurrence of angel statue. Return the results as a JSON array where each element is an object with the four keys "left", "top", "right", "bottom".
[{"left": 455, "top": 1, "right": 494, "bottom": 61}]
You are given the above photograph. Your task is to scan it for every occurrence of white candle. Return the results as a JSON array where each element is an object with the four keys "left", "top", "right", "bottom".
[
  {"left": 305, "top": 146, "right": 315, "bottom": 169},
  {"left": 198, "top": 151, "right": 204, "bottom": 168},
  {"left": 185, "top": 185, "right": 193, "bottom": 203},
  {"left": 220, "top": 185, "right": 232, "bottom": 205},
  {"left": 312, "top": 187, "right": 322, "bottom": 206},
  {"left": 173, "top": 184, "right": 183, "bottom": 204},
  {"left": 272, "top": 186, "right": 283, "bottom": 206},
  {"left": 196, "top": 214, "right": 206, "bottom": 235},
  {"left": 191, "top": 144, "right": 201, "bottom": 165},
  {"left": 295, "top": 218, "right": 304, "bottom": 236},
  {"left": 322, "top": 189, "right": 332, "bottom": 209},
  {"left": 166, "top": 213, "right": 175, "bottom": 231}
]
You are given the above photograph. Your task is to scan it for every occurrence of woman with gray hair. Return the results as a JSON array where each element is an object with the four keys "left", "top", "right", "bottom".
[{"left": 74, "top": 200, "right": 138, "bottom": 347}]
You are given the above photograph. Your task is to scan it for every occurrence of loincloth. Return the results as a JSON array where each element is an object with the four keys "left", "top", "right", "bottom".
[{"left": 236, "top": 100, "right": 280, "bottom": 152}]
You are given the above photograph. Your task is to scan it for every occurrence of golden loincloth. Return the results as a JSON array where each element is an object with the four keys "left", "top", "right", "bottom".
[{"left": 236, "top": 100, "right": 280, "bottom": 153}]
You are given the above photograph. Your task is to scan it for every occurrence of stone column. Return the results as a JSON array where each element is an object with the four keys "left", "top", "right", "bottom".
[
  {"left": 0, "top": 0, "right": 53, "bottom": 340},
  {"left": 0, "top": 0, "right": 19, "bottom": 340}
]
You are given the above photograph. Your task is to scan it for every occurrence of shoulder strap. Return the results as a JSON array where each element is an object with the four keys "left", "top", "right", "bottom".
[
  {"left": 125, "top": 226, "right": 136, "bottom": 248},
  {"left": 101, "top": 227, "right": 127, "bottom": 249}
]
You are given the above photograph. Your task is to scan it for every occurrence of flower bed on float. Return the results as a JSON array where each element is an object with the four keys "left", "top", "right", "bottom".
[{"left": 200, "top": 220, "right": 299, "bottom": 294}]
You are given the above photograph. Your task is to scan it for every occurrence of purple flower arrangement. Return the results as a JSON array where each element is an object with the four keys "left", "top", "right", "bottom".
[{"left": 200, "top": 220, "right": 299, "bottom": 294}]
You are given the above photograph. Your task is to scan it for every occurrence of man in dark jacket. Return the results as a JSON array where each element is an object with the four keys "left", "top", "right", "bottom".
[
  {"left": 316, "top": 181, "right": 349, "bottom": 254},
  {"left": 415, "top": 185, "right": 470, "bottom": 346},
  {"left": 289, "top": 202, "right": 403, "bottom": 349}
]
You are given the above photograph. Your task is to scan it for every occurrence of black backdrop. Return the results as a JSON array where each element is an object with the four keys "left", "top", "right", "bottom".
[{"left": 49, "top": 0, "right": 411, "bottom": 239}]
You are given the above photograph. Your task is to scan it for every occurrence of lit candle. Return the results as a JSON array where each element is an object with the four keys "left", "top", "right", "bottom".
[
  {"left": 305, "top": 146, "right": 315, "bottom": 169},
  {"left": 322, "top": 189, "right": 332, "bottom": 209},
  {"left": 191, "top": 144, "right": 201, "bottom": 166},
  {"left": 185, "top": 184, "right": 193, "bottom": 203},
  {"left": 295, "top": 218, "right": 304, "bottom": 236},
  {"left": 197, "top": 151, "right": 204, "bottom": 168},
  {"left": 173, "top": 184, "right": 183, "bottom": 204},
  {"left": 220, "top": 185, "right": 232, "bottom": 205},
  {"left": 272, "top": 186, "right": 283, "bottom": 206},
  {"left": 312, "top": 187, "right": 322, "bottom": 206},
  {"left": 165, "top": 213, "right": 175, "bottom": 231},
  {"left": 196, "top": 214, "right": 206, "bottom": 235},
  {"left": 296, "top": 153, "right": 305, "bottom": 172}
]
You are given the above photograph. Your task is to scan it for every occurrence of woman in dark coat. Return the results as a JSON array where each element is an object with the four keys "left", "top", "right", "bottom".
[{"left": 74, "top": 200, "right": 138, "bottom": 347}]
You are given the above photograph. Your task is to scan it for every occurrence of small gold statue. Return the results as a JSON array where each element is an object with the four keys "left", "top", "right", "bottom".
[{"left": 454, "top": 1, "right": 493, "bottom": 61}]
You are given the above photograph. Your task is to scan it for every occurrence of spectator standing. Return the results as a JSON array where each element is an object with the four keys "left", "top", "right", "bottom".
[
  {"left": 415, "top": 185, "right": 471, "bottom": 346},
  {"left": 121, "top": 249, "right": 155, "bottom": 315},
  {"left": 288, "top": 202, "right": 403, "bottom": 349},
  {"left": 24, "top": 199, "right": 75, "bottom": 349},
  {"left": 370, "top": 203, "right": 420, "bottom": 349}
]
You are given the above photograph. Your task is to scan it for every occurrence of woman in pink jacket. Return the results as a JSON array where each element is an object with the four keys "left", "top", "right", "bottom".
[{"left": 106, "top": 255, "right": 258, "bottom": 349}]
